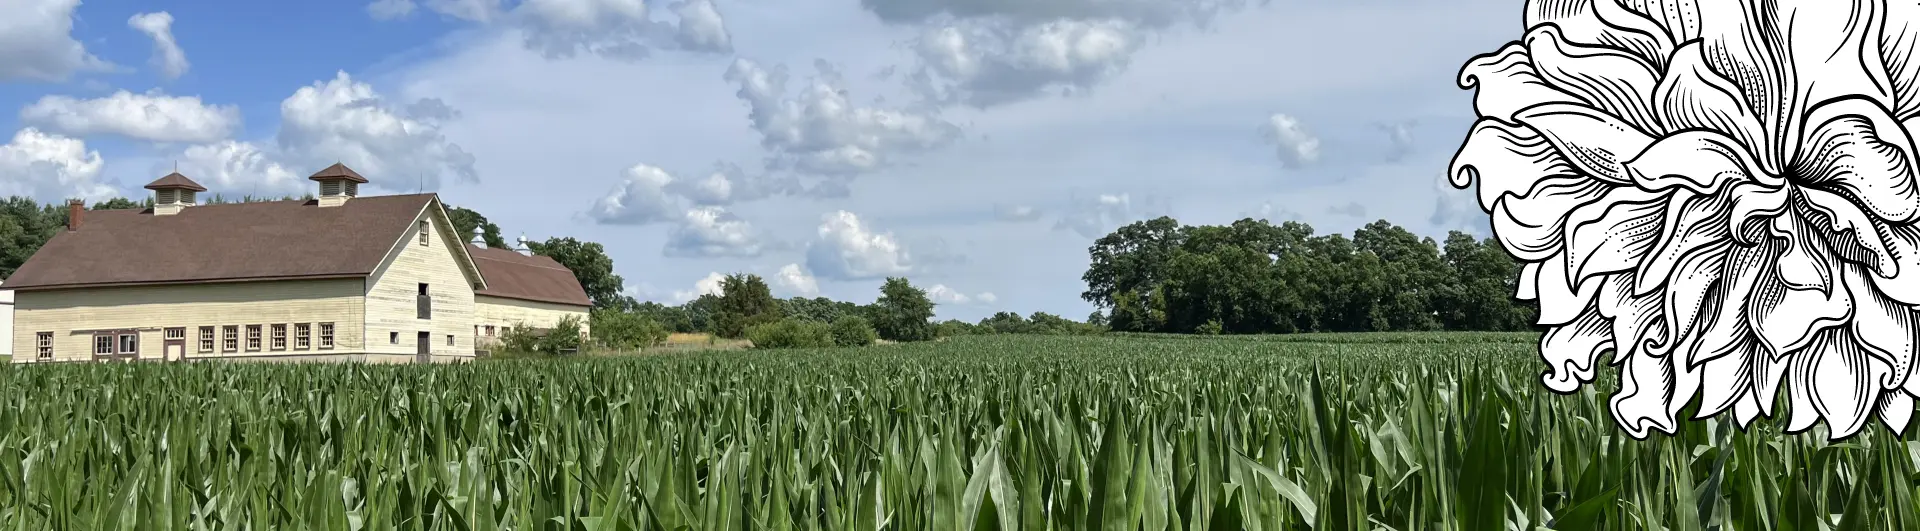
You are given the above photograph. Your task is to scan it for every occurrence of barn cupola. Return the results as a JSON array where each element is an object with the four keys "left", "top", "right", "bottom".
[
  {"left": 144, "top": 172, "right": 207, "bottom": 216},
  {"left": 309, "top": 162, "right": 369, "bottom": 207}
]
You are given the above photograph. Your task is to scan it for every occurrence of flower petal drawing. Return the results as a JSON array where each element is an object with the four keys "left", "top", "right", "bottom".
[{"left": 1454, "top": 0, "right": 1920, "bottom": 440}]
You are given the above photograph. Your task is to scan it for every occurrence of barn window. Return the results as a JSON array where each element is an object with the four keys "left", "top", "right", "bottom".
[
  {"left": 199, "top": 327, "right": 214, "bottom": 353},
  {"left": 390, "top": 332, "right": 399, "bottom": 344},
  {"left": 35, "top": 332, "right": 52, "bottom": 360},
  {"left": 93, "top": 335, "right": 113, "bottom": 356},
  {"left": 296, "top": 323, "right": 311, "bottom": 350},
  {"left": 246, "top": 325, "right": 262, "bottom": 351},
  {"left": 222, "top": 325, "right": 238, "bottom": 352},
  {"left": 418, "top": 220, "right": 429, "bottom": 246},
  {"left": 319, "top": 323, "right": 335, "bottom": 349},
  {"left": 271, "top": 324, "right": 287, "bottom": 351},
  {"left": 118, "top": 334, "right": 137, "bottom": 355},
  {"left": 446, "top": 334, "right": 455, "bottom": 346}
]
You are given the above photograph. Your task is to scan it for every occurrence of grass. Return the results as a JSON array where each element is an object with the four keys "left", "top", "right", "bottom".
[{"left": 0, "top": 332, "right": 1912, "bottom": 529}]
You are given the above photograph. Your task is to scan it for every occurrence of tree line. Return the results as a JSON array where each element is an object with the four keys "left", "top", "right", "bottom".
[
  {"left": 0, "top": 195, "right": 1534, "bottom": 349},
  {"left": 1081, "top": 217, "right": 1537, "bottom": 334}
]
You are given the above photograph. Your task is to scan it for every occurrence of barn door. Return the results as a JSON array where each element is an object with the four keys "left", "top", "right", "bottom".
[{"left": 416, "top": 331, "right": 431, "bottom": 363}]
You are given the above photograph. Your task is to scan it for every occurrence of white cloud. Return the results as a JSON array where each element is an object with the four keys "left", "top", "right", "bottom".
[
  {"left": 0, "top": 0, "right": 113, "bottom": 82},
  {"left": 128, "top": 12, "right": 190, "bottom": 80},
  {"left": 1053, "top": 192, "right": 1168, "bottom": 239},
  {"left": 928, "top": 283, "right": 996, "bottom": 305},
  {"left": 907, "top": 19, "right": 1140, "bottom": 107},
  {"left": 587, "top": 163, "right": 682, "bottom": 225},
  {"left": 1327, "top": 201, "right": 1365, "bottom": 218},
  {"left": 369, "top": 0, "right": 733, "bottom": 58},
  {"left": 588, "top": 162, "right": 815, "bottom": 225},
  {"left": 168, "top": 141, "right": 305, "bottom": 198},
  {"left": 276, "top": 71, "right": 478, "bottom": 190},
  {"left": 725, "top": 58, "right": 962, "bottom": 176},
  {"left": 0, "top": 128, "right": 113, "bottom": 202},
  {"left": 671, "top": 271, "right": 726, "bottom": 302},
  {"left": 1261, "top": 113, "right": 1319, "bottom": 169},
  {"left": 867, "top": 0, "right": 1244, "bottom": 107},
  {"left": 807, "top": 210, "right": 914, "bottom": 280},
  {"left": 1431, "top": 169, "right": 1487, "bottom": 236},
  {"left": 994, "top": 203, "right": 1042, "bottom": 222},
  {"left": 1375, "top": 119, "right": 1416, "bottom": 163},
  {"left": 367, "top": 0, "right": 417, "bottom": 20},
  {"left": 664, "top": 206, "right": 768, "bottom": 257},
  {"left": 1243, "top": 201, "right": 1304, "bottom": 223},
  {"left": 775, "top": 263, "right": 819, "bottom": 297},
  {"left": 20, "top": 90, "right": 240, "bottom": 143}
]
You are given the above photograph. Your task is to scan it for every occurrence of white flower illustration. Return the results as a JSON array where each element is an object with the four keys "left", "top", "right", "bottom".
[{"left": 1451, "top": 0, "right": 1920, "bottom": 440}]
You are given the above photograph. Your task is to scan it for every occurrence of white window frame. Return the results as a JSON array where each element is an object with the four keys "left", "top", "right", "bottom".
[
  {"left": 93, "top": 335, "right": 113, "bottom": 356},
  {"left": 296, "top": 323, "right": 311, "bottom": 350},
  {"left": 271, "top": 324, "right": 287, "bottom": 351},
  {"left": 35, "top": 332, "right": 52, "bottom": 360},
  {"left": 118, "top": 333, "right": 137, "bottom": 355},
  {"left": 319, "top": 323, "right": 335, "bottom": 349},
  {"left": 199, "top": 326, "right": 215, "bottom": 353},
  {"left": 222, "top": 325, "right": 239, "bottom": 352},
  {"left": 246, "top": 325, "right": 262, "bottom": 352}
]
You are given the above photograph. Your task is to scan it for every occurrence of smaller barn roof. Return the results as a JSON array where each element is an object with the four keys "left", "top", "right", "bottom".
[{"left": 468, "top": 245, "right": 594, "bottom": 307}]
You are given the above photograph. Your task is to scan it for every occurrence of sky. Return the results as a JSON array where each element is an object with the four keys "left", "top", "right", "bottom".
[{"left": 0, "top": 0, "right": 1513, "bottom": 322}]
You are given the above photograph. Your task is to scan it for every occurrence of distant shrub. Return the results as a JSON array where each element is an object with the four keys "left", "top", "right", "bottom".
[
  {"left": 746, "top": 320, "right": 835, "bottom": 349},
  {"left": 935, "top": 319, "right": 976, "bottom": 338},
  {"left": 495, "top": 324, "right": 544, "bottom": 355},
  {"left": 1196, "top": 319, "right": 1224, "bottom": 335},
  {"left": 591, "top": 309, "right": 669, "bottom": 350},
  {"left": 830, "top": 315, "right": 878, "bottom": 347},
  {"left": 541, "top": 316, "right": 585, "bottom": 354}
]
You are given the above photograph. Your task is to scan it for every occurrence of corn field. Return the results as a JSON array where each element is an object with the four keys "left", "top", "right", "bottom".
[{"left": 0, "top": 333, "right": 1915, "bottom": 530}]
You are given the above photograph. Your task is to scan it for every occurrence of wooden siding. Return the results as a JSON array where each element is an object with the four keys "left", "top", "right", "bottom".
[
  {"left": 0, "top": 284, "right": 12, "bottom": 358},
  {"left": 363, "top": 203, "right": 479, "bottom": 361},
  {"left": 473, "top": 295, "right": 591, "bottom": 346},
  {"left": 10, "top": 279, "right": 364, "bottom": 362}
]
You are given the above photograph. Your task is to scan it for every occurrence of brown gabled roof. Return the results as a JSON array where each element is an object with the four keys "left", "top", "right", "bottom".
[
  {"left": 309, "top": 163, "right": 369, "bottom": 183},
  {"left": 468, "top": 245, "right": 594, "bottom": 307},
  {"left": 3, "top": 194, "right": 440, "bottom": 291},
  {"left": 144, "top": 172, "right": 208, "bottom": 192}
]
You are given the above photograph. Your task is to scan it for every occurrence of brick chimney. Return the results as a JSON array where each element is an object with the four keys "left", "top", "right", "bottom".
[{"left": 66, "top": 199, "right": 82, "bottom": 231}]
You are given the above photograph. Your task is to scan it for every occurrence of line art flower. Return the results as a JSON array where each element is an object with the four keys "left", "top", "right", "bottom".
[{"left": 1450, "top": 0, "right": 1920, "bottom": 440}]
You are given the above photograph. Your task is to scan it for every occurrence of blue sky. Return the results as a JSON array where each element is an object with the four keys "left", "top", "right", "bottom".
[{"left": 0, "top": 0, "right": 1513, "bottom": 321}]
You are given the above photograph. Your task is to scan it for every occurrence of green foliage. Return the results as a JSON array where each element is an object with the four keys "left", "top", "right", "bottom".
[
  {"left": 935, "top": 319, "right": 977, "bottom": 338},
  {"left": 1195, "top": 319, "right": 1223, "bottom": 335},
  {"left": 628, "top": 301, "right": 695, "bottom": 333},
  {"left": 90, "top": 197, "right": 153, "bottom": 210},
  {"left": 526, "top": 237, "right": 629, "bottom": 310},
  {"left": 870, "top": 277, "right": 936, "bottom": 342},
  {"left": 973, "top": 311, "right": 1104, "bottom": 335},
  {"left": 542, "top": 315, "right": 584, "bottom": 353},
  {"left": 828, "top": 315, "right": 878, "bottom": 347},
  {"left": 1082, "top": 216, "right": 1536, "bottom": 334},
  {"left": 0, "top": 333, "right": 1908, "bottom": 528},
  {"left": 493, "top": 316, "right": 585, "bottom": 356},
  {"left": 779, "top": 296, "right": 862, "bottom": 323},
  {"left": 744, "top": 319, "right": 835, "bottom": 349},
  {"left": 589, "top": 309, "right": 669, "bottom": 350},
  {"left": 494, "top": 323, "right": 544, "bottom": 355},
  {"left": 712, "top": 273, "right": 783, "bottom": 339},
  {"left": 444, "top": 204, "right": 509, "bottom": 249}
]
